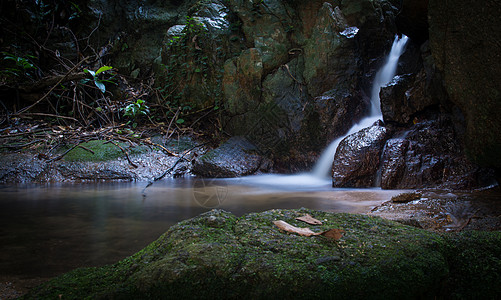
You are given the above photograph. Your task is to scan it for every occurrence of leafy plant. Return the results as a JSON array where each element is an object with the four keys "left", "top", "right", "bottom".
[
  {"left": 83, "top": 66, "right": 114, "bottom": 93},
  {"left": 123, "top": 99, "right": 150, "bottom": 128},
  {"left": 1, "top": 52, "right": 37, "bottom": 79}
]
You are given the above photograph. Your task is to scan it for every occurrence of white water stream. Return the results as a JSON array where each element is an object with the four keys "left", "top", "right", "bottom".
[
  {"left": 312, "top": 34, "right": 409, "bottom": 179},
  {"left": 240, "top": 34, "right": 409, "bottom": 188}
]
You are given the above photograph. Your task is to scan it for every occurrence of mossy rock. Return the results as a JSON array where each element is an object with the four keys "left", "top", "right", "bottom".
[
  {"left": 62, "top": 140, "right": 149, "bottom": 162},
  {"left": 25, "top": 209, "right": 501, "bottom": 299}
]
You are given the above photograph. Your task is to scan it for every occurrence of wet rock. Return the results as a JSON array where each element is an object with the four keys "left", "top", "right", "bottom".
[
  {"left": 314, "top": 88, "right": 368, "bottom": 144},
  {"left": 27, "top": 208, "right": 461, "bottom": 299},
  {"left": 380, "top": 118, "right": 495, "bottom": 189},
  {"left": 332, "top": 122, "right": 391, "bottom": 187},
  {"left": 0, "top": 153, "right": 50, "bottom": 183},
  {"left": 192, "top": 136, "right": 263, "bottom": 178},
  {"left": 157, "top": 0, "right": 235, "bottom": 111},
  {"left": 222, "top": 0, "right": 399, "bottom": 162},
  {"left": 391, "top": 192, "right": 422, "bottom": 203},
  {"left": 370, "top": 188, "right": 501, "bottom": 232},
  {"left": 429, "top": 0, "right": 501, "bottom": 170},
  {"left": 85, "top": 0, "right": 185, "bottom": 74},
  {"left": 380, "top": 70, "right": 438, "bottom": 124},
  {"left": 380, "top": 138, "right": 409, "bottom": 188}
]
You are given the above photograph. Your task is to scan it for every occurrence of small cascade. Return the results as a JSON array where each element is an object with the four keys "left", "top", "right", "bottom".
[{"left": 312, "top": 34, "right": 409, "bottom": 178}]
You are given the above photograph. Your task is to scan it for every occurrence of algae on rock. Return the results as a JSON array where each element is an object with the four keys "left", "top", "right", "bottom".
[{"left": 27, "top": 208, "right": 492, "bottom": 299}]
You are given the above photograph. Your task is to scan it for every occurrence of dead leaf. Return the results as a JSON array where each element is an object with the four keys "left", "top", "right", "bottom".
[
  {"left": 273, "top": 220, "right": 318, "bottom": 237},
  {"left": 320, "top": 229, "right": 345, "bottom": 241},
  {"left": 273, "top": 220, "right": 345, "bottom": 241},
  {"left": 296, "top": 214, "right": 322, "bottom": 225}
]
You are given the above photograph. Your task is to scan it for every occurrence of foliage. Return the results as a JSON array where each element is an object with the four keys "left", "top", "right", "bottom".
[
  {"left": 122, "top": 99, "right": 150, "bottom": 128},
  {"left": 83, "top": 66, "right": 115, "bottom": 94},
  {"left": 0, "top": 52, "right": 37, "bottom": 80}
]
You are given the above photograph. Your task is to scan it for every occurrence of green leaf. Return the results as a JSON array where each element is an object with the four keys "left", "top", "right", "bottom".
[
  {"left": 84, "top": 69, "right": 95, "bottom": 77},
  {"left": 194, "top": 68, "right": 201, "bottom": 73},
  {"left": 95, "top": 66, "right": 113, "bottom": 75},
  {"left": 176, "top": 118, "right": 185, "bottom": 124},
  {"left": 94, "top": 80, "right": 106, "bottom": 93}
]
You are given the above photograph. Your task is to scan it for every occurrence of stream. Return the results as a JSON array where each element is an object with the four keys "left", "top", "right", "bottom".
[{"left": 0, "top": 178, "right": 409, "bottom": 280}]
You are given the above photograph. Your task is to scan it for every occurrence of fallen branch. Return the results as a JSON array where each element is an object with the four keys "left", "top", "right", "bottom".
[
  {"left": 0, "top": 139, "right": 42, "bottom": 149},
  {"left": 142, "top": 139, "right": 177, "bottom": 157},
  {"left": 18, "top": 112, "right": 79, "bottom": 122},
  {"left": 47, "top": 142, "right": 84, "bottom": 163},
  {"left": 142, "top": 141, "right": 210, "bottom": 198},
  {"left": 107, "top": 140, "right": 138, "bottom": 168}
]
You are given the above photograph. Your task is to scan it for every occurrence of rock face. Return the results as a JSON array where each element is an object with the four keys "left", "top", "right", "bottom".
[
  {"left": 314, "top": 88, "right": 367, "bottom": 147},
  {"left": 380, "top": 118, "right": 493, "bottom": 189},
  {"left": 219, "top": 0, "right": 398, "bottom": 168},
  {"left": 192, "top": 137, "right": 265, "bottom": 178},
  {"left": 379, "top": 70, "right": 437, "bottom": 125},
  {"left": 428, "top": 0, "right": 501, "bottom": 171},
  {"left": 332, "top": 121, "right": 390, "bottom": 187},
  {"left": 26, "top": 209, "right": 501, "bottom": 299}
]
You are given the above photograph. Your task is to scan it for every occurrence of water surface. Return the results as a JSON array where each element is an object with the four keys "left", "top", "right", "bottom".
[{"left": 0, "top": 177, "right": 407, "bottom": 279}]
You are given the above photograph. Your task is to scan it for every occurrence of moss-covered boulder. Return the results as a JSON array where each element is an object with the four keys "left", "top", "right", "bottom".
[{"left": 24, "top": 208, "right": 501, "bottom": 299}]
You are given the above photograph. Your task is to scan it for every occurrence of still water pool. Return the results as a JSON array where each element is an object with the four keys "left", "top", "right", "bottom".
[{"left": 0, "top": 176, "right": 408, "bottom": 279}]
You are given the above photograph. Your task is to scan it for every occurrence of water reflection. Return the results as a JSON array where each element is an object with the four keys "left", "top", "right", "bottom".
[{"left": 0, "top": 178, "right": 407, "bottom": 279}]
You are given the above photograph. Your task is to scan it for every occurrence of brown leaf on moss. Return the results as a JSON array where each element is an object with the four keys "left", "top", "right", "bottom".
[
  {"left": 273, "top": 220, "right": 318, "bottom": 236},
  {"left": 296, "top": 214, "right": 323, "bottom": 225},
  {"left": 273, "top": 220, "right": 344, "bottom": 241},
  {"left": 320, "top": 228, "right": 345, "bottom": 241}
]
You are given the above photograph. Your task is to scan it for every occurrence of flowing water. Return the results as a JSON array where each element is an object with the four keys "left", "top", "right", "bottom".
[
  {"left": 313, "top": 35, "right": 409, "bottom": 178},
  {"left": 0, "top": 180, "right": 409, "bottom": 279}
]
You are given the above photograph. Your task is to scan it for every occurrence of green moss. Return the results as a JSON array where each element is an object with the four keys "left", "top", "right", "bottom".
[
  {"left": 164, "top": 136, "right": 197, "bottom": 152},
  {"left": 62, "top": 140, "right": 148, "bottom": 162},
  {"left": 23, "top": 209, "right": 501, "bottom": 299},
  {"left": 440, "top": 231, "right": 501, "bottom": 299}
]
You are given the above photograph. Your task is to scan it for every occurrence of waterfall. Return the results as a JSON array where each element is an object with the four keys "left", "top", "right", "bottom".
[{"left": 312, "top": 34, "right": 409, "bottom": 178}]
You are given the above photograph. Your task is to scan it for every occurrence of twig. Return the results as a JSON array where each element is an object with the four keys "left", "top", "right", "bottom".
[
  {"left": 0, "top": 140, "right": 42, "bottom": 149},
  {"left": 17, "top": 72, "right": 87, "bottom": 93},
  {"left": 141, "top": 142, "right": 210, "bottom": 198},
  {"left": 165, "top": 107, "right": 180, "bottom": 140},
  {"left": 107, "top": 140, "right": 138, "bottom": 168},
  {"left": 77, "top": 145, "right": 95, "bottom": 155},
  {"left": 47, "top": 142, "right": 83, "bottom": 163},
  {"left": 143, "top": 139, "right": 178, "bottom": 157},
  {"left": 16, "top": 57, "right": 89, "bottom": 114},
  {"left": 18, "top": 113, "right": 78, "bottom": 121}
]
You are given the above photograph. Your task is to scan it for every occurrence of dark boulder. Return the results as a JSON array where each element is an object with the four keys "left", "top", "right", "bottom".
[
  {"left": 192, "top": 137, "right": 264, "bottom": 177},
  {"left": 380, "top": 118, "right": 495, "bottom": 189},
  {"left": 380, "top": 138, "right": 410, "bottom": 189},
  {"left": 332, "top": 121, "right": 391, "bottom": 187},
  {"left": 380, "top": 70, "right": 437, "bottom": 125},
  {"left": 314, "top": 88, "right": 368, "bottom": 145}
]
